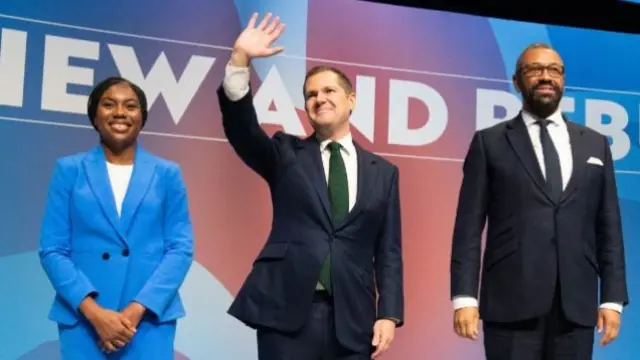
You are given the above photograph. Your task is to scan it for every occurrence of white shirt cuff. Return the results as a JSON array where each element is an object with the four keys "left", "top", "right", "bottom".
[
  {"left": 600, "top": 302, "right": 623, "bottom": 313},
  {"left": 452, "top": 296, "right": 478, "bottom": 310},
  {"left": 451, "top": 298, "right": 623, "bottom": 314},
  {"left": 222, "top": 63, "right": 251, "bottom": 101}
]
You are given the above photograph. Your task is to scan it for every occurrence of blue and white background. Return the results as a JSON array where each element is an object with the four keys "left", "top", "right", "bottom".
[{"left": 0, "top": 1, "right": 638, "bottom": 359}]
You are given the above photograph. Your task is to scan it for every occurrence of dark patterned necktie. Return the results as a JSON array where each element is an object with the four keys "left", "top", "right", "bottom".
[{"left": 537, "top": 119, "right": 563, "bottom": 201}]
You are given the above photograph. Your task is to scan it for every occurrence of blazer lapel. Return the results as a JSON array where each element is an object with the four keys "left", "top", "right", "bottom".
[
  {"left": 296, "top": 135, "right": 333, "bottom": 226},
  {"left": 83, "top": 146, "right": 125, "bottom": 242},
  {"left": 505, "top": 115, "right": 553, "bottom": 203},
  {"left": 560, "top": 119, "right": 588, "bottom": 204},
  {"left": 337, "top": 144, "right": 377, "bottom": 230},
  {"left": 119, "top": 147, "right": 156, "bottom": 237}
]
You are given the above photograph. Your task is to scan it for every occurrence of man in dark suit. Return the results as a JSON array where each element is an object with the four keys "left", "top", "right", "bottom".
[
  {"left": 450, "top": 43, "right": 628, "bottom": 359},
  {"left": 217, "top": 13, "right": 404, "bottom": 360}
]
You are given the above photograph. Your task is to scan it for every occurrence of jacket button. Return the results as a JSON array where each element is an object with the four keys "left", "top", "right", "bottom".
[
  {"left": 102, "top": 252, "right": 110, "bottom": 260},
  {"left": 122, "top": 249, "right": 130, "bottom": 257}
]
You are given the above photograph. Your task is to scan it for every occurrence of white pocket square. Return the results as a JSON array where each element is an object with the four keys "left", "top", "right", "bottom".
[{"left": 587, "top": 157, "right": 603, "bottom": 166}]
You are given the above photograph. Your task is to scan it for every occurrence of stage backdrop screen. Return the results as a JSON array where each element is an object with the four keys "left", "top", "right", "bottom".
[{"left": 0, "top": 1, "right": 638, "bottom": 359}]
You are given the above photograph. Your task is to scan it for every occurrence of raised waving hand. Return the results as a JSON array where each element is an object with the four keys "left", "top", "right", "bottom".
[{"left": 231, "top": 12, "right": 286, "bottom": 67}]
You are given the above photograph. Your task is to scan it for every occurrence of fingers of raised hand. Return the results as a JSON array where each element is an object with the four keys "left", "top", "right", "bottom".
[{"left": 256, "top": 13, "right": 273, "bottom": 31}]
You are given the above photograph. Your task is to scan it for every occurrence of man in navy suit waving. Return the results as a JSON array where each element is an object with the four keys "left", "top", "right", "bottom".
[{"left": 217, "top": 12, "right": 404, "bottom": 360}]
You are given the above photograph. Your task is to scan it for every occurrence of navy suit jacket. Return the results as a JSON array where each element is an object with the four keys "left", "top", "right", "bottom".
[
  {"left": 450, "top": 114, "right": 628, "bottom": 327},
  {"left": 218, "top": 86, "right": 404, "bottom": 353},
  {"left": 39, "top": 146, "right": 194, "bottom": 328}
]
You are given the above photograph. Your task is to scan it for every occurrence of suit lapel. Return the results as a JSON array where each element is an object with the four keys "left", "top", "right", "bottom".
[
  {"left": 560, "top": 119, "right": 587, "bottom": 204},
  {"left": 337, "top": 144, "right": 377, "bottom": 230},
  {"left": 505, "top": 115, "right": 553, "bottom": 202},
  {"left": 119, "top": 147, "right": 156, "bottom": 237},
  {"left": 296, "top": 136, "right": 333, "bottom": 226},
  {"left": 83, "top": 146, "right": 126, "bottom": 242}
]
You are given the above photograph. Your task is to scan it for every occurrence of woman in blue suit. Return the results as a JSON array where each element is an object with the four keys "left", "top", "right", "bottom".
[{"left": 38, "top": 76, "right": 194, "bottom": 359}]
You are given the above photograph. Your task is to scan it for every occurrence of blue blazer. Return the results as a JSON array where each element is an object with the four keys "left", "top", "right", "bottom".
[{"left": 39, "top": 145, "right": 194, "bottom": 326}]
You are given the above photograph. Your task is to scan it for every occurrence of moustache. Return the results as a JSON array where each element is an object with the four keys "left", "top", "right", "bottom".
[{"left": 533, "top": 81, "right": 559, "bottom": 91}]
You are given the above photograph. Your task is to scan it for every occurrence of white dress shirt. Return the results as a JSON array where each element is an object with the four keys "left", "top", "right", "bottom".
[
  {"left": 106, "top": 162, "right": 133, "bottom": 217},
  {"left": 221, "top": 63, "right": 359, "bottom": 290},
  {"left": 453, "top": 109, "right": 623, "bottom": 314}
]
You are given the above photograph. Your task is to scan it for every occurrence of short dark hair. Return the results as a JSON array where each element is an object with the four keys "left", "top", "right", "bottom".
[
  {"left": 87, "top": 76, "right": 148, "bottom": 130},
  {"left": 303, "top": 65, "right": 353, "bottom": 96},
  {"left": 515, "top": 42, "right": 555, "bottom": 71}
]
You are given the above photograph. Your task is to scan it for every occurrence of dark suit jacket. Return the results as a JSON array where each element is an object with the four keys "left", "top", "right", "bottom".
[
  {"left": 450, "top": 113, "right": 628, "bottom": 327},
  {"left": 217, "top": 86, "right": 404, "bottom": 353}
]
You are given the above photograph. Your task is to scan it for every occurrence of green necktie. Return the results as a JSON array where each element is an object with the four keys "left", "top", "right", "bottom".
[{"left": 318, "top": 141, "right": 349, "bottom": 294}]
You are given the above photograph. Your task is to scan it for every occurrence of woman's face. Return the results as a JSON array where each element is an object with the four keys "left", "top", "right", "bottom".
[{"left": 94, "top": 82, "right": 143, "bottom": 150}]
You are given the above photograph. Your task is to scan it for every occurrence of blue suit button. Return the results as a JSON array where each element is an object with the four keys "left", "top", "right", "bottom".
[
  {"left": 122, "top": 249, "right": 130, "bottom": 257},
  {"left": 102, "top": 252, "right": 110, "bottom": 260}
]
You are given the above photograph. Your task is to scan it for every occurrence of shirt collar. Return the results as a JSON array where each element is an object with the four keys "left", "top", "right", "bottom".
[
  {"left": 318, "top": 132, "right": 355, "bottom": 155},
  {"left": 521, "top": 108, "right": 565, "bottom": 128}
]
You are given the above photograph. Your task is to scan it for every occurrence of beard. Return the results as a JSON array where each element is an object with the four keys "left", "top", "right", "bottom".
[{"left": 521, "top": 80, "right": 563, "bottom": 119}]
